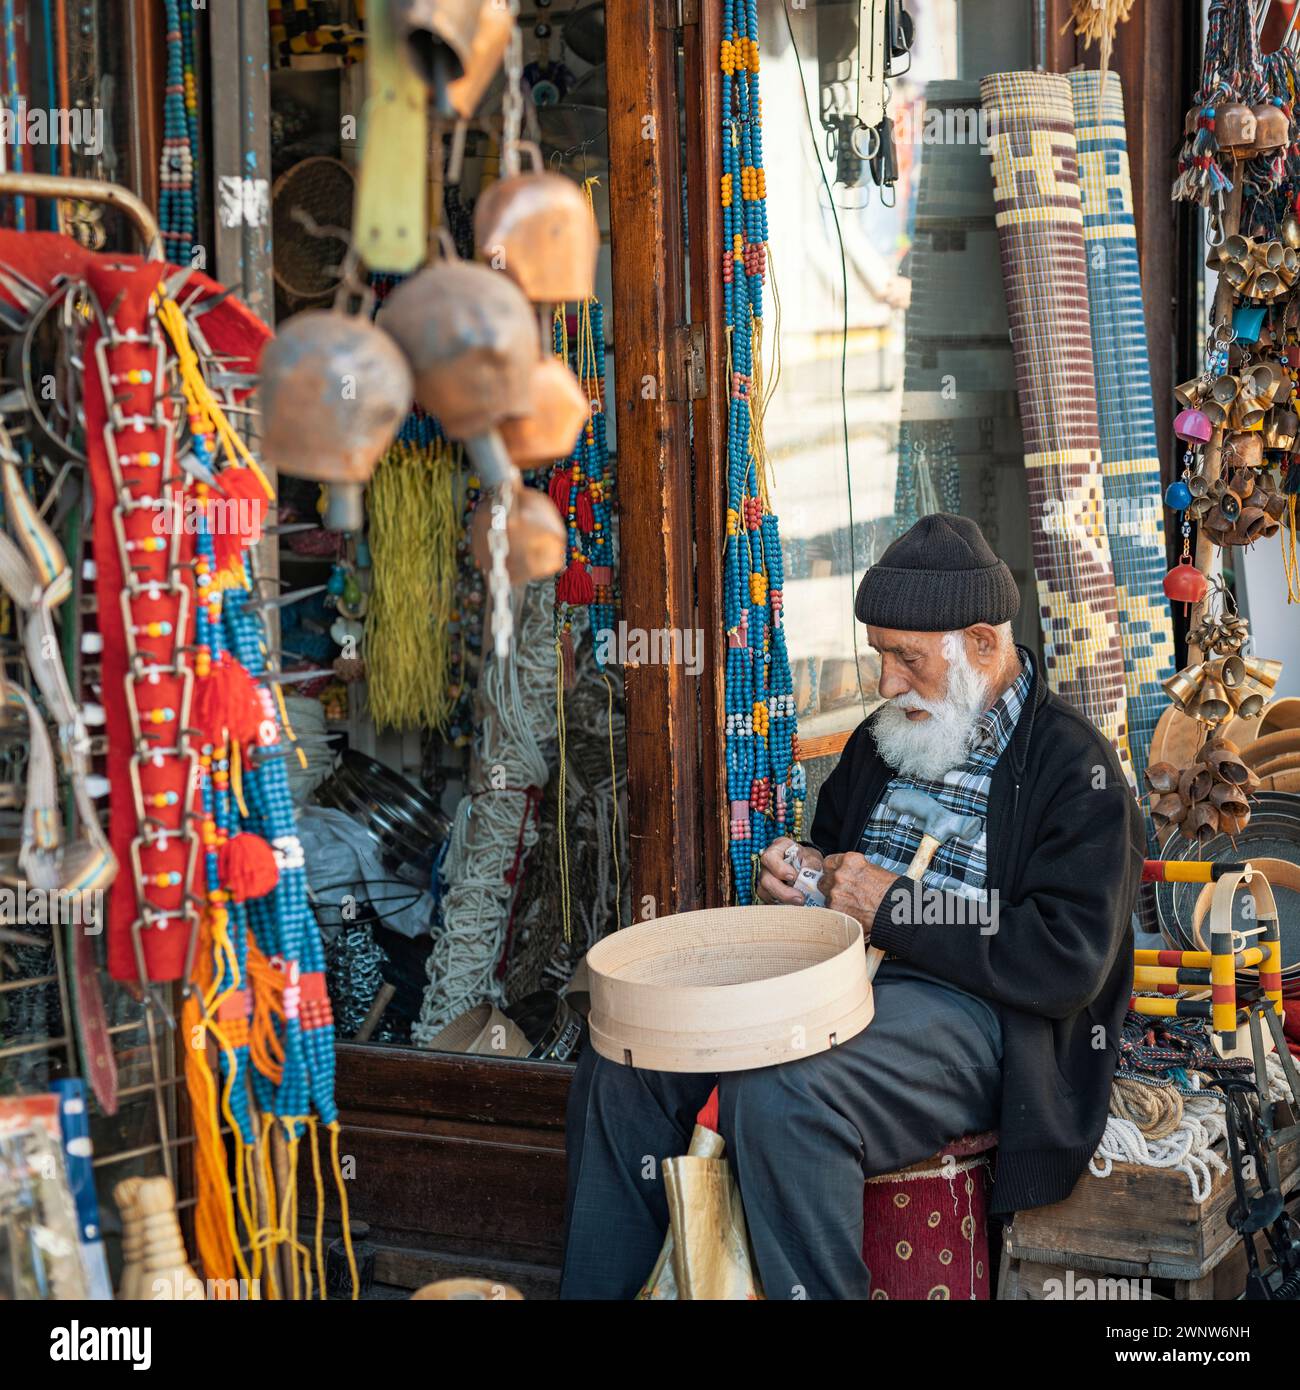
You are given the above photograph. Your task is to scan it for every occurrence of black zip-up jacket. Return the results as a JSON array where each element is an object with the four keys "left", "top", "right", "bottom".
[{"left": 809, "top": 652, "right": 1143, "bottom": 1214}]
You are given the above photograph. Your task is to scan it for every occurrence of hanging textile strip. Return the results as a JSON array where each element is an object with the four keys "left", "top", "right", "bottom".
[
  {"left": 1070, "top": 70, "right": 1176, "bottom": 789},
  {"left": 159, "top": 0, "right": 199, "bottom": 265},
  {"left": 3, "top": 0, "right": 26, "bottom": 230},
  {"left": 364, "top": 271, "right": 456, "bottom": 731},
  {"left": 721, "top": 0, "right": 802, "bottom": 904},
  {"left": 980, "top": 71, "right": 1134, "bottom": 787},
  {"left": 82, "top": 260, "right": 200, "bottom": 983},
  {"left": 158, "top": 291, "right": 357, "bottom": 1298}
]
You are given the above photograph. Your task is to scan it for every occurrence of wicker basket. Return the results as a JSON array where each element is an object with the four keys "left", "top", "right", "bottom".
[{"left": 585, "top": 906, "right": 874, "bottom": 1073}]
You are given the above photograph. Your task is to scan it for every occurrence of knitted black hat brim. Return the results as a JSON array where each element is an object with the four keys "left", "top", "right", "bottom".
[{"left": 854, "top": 559, "right": 1020, "bottom": 632}]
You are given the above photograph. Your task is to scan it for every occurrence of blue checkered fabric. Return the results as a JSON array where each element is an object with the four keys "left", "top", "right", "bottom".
[{"left": 857, "top": 652, "right": 1032, "bottom": 900}]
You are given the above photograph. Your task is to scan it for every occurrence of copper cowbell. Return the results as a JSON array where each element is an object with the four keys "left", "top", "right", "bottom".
[
  {"left": 474, "top": 144, "right": 598, "bottom": 303},
  {"left": 469, "top": 485, "right": 567, "bottom": 584},
  {"left": 499, "top": 358, "right": 591, "bottom": 463},
  {"left": 448, "top": 0, "right": 515, "bottom": 119},
  {"left": 392, "top": 0, "right": 479, "bottom": 88},
  {"left": 258, "top": 310, "right": 412, "bottom": 532},
  {"left": 377, "top": 257, "right": 538, "bottom": 485}
]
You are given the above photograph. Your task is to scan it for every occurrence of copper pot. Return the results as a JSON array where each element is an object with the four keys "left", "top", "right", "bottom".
[
  {"left": 259, "top": 310, "right": 413, "bottom": 531},
  {"left": 378, "top": 258, "right": 539, "bottom": 458},
  {"left": 474, "top": 150, "right": 598, "bottom": 303},
  {"left": 1215, "top": 102, "right": 1258, "bottom": 150},
  {"left": 392, "top": 0, "right": 480, "bottom": 87},
  {"left": 499, "top": 358, "right": 591, "bottom": 462},
  {"left": 448, "top": 0, "right": 515, "bottom": 119},
  {"left": 1251, "top": 102, "right": 1290, "bottom": 154},
  {"left": 469, "top": 485, "right": 567, "bottom": 584}
]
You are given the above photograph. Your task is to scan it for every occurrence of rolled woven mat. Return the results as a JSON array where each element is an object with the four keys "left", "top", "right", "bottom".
[
  {"left": 1069, "top": 70, "right": 1176, "bottom": 789},
  {"left": 980, "top": 71, "right": 1133, "bottom": 785}
]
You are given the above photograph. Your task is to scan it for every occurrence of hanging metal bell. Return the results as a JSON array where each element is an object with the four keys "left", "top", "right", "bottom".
[
  {"left": 1217, "top": 654, "right": 1246, "bottom": 689},
  {"left": 1163, "top": 662, "right": 1207, "bottom": 712},
  {"left": 1165, "top": 479, "right": 1193, "bottom": 511},
  {"left": 1247, "top": 362, "right": 1285, "bottom": 405},
  {"left": 392, "top": 0, "right": 480, "bottom": 89},
  {"left": 1241, "top": 655, "right": 1283, "bottom": 690},
  {"left": 259, "top": 311, "right": 413, "bottom": 532},
  {"left": 1215, "top": 102, "right": 1258, "bottom": 150},
  {"left": 1163, "top": 559, "right": 1208, "bottom": 606},
  {"left": 498, "top": 359, "right": 591, "bottom": 462},
  {"left": 1284, "top": 211, "right": 1300, "bottom": 249},
  {"left": 474, "top": 156, "right": 598, "bottom": 302},
  {"left": 1223, "top": 431, "right": 1263, "bottom": 469},
  {"left": 1251, "top": 102, "right": 1290, "bottom": 154},
  {"left": 1263, "top": 407, "right": 1298, "bottom": 450},
  {"left": 468, "top": 486, "right": 568, "bottom": 584},
  {"left": 448, "top": 0, "right": 515, "bottom": 119},
  {"left": 1174, "top": 408, "right": 1213, "bottom": 443},
  {"left": 1175, "top": 377, "right": 1210, "bottom": 408},
  {"left": 378, "top": 259, "right": 539, "bottom": 484}
]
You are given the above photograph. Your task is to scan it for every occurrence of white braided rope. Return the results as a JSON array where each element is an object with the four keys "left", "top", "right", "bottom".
[
  {"left": 1089, "top": 1052, "right": 1295, "bottom": 1204},
  {"left": 412, "top": 582, "right": 555, "bottom": 1040}
]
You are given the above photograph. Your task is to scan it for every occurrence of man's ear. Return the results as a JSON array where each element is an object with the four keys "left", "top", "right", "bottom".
[{"left": 965, "top": 624, "right": 1001, "bottom": 664}]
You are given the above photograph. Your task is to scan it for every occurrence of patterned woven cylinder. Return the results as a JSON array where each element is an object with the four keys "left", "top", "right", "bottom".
[
  {"left": 861, "top": 1153, "right": 992, "bottom": 1300},
  {"left": 1069, "top": 70, "right": 1176, "bottom": 788},
  {"left": 980, "top": 71, "right": 1133, "bottom": 785}
]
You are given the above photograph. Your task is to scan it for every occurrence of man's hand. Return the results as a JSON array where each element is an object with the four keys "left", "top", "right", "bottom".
[
  {"left": 756, "top": 837, "right": 823, "bottom": 906},
  {"left": 820, "top": 853, "right": 897, "bottom": 936}
]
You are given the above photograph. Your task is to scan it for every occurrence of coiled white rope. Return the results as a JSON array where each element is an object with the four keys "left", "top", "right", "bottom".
[
  {"left": 413, "top": 582, "right": 555, "bottom": 1040},
  {"left": 1089, "top": 1052, "right": 1294, "bottom": 1204}
]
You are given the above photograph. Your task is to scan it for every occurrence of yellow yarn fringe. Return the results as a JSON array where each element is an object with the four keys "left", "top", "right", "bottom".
[{"left": 365, "top": 439, "right": 457, "bottom": 730}]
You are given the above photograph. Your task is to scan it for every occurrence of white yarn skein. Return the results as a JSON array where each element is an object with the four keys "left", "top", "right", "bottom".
[{"left": 413, "top": 582, "right": 555, "bottom": 1040}]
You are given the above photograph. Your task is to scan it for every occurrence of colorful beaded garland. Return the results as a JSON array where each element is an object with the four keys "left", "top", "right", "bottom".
[
  {"left": 721, "top": 0, "right": 802, "bottom": 903},
  {"left": 159, "top": 0, "right": 199, "bottom": 263}
]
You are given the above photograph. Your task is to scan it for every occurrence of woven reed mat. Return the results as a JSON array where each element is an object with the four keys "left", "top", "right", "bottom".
[
  {"left": 980, "top": 71, "right": 1133, "bottom": 785},
  {"left": 1069, "top": 69, "right": 1176, "bottom": 789}
]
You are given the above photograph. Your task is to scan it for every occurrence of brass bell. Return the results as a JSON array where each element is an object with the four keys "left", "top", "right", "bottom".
[
  {"left": 469, "top": 485, "right": 568, "bottom": 584},
  {"left": 1241, "top": 655, "right": 1283, "bottom": 690},
  {"left": 1215, "top": 102, "right": 1258, "bottom": 150},
  {"left": 1201, "top": 399, "right": 1230, "bottom": 428},
  {"left": 1247, "top": 362, "right": 1285, "bottom": 405},
  {"left": 1211, "top": 374, "right": 1241, "bottom": 405},
  {"left": 498, "top": 358, "right": 591, "bottom": 463},
  {"left": 1163, "top": 663, "right": 1206, "bottom": 713},
  {"left": 259, "top": 310, "right": 413, "bottom": 531},
  {"left": 1222, "top": 260, "right": 1252, "bottom": 292},
  {"left": 1217, "top": 654, "right": 1246, "bottom": 689},
  {"left": 1175, "top": 377, "right": 1210, "bottom": 408},
  {"left": 1263, "top": 408, "right": 1298, "bottom": 450},
  {"left": 1284, "top": 211, "right": 1300, "bottom": 249},
  {"left": 378, "top": 258, "right": 539, "bottom": 483},
  {"left": 392, "top": 0, "right": 479, "bottom": 89},
  {"left": 1234, "top": 688, "right": 1267, "bottom": 720},
  {"left": 1230, "top": 399, "right": 1265, "bottom": 431},
  {"left": 1222, "top": 233, "right": 1256, "bottom": 265},
  {"left": 1194, "top": 677, "right": 1232, "bottom": 725},
  {"left": 1251, "top": 102, "right": 1290, "bottom": 154},
  {"left": 448, "top": 0, "right": 515, "bottom": 119},
  {"left": 474, "top": 146, "right": 598, "bottom": 303}
]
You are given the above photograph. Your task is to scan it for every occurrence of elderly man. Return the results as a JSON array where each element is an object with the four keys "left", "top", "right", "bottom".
[{"left": 560, "top": 514, "right": 1142, "bottom": 1300}]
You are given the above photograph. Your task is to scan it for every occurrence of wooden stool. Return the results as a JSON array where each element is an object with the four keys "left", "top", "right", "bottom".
[{"left": 861, "top": 1131, "right": 998, "bottom": 1300}]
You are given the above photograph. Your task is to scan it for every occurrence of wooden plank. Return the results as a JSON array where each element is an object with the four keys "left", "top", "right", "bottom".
[
  {"left": 681, "top": 4, "right": 729, "bottom": 907},
  {"left": 125, "top": 0, "right": 163, "bottom": 217},
  {"left": 606, "top": 0, "right": 706, "bottom": 918},
  {"left": 335, "top": 1044, "right": 572, "bottom": 1129}
]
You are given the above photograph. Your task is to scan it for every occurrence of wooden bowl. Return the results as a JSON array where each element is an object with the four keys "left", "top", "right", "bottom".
[{"left": 585, "top": 906, "right": 874, "bottom": 1073}]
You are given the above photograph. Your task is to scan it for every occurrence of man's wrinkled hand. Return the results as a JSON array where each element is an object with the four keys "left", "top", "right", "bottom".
[
  {"left": 756, "top": 836, "right": 823, "bottom": 906},
  {"left": 820, "top": 852, "right": 896, "bottom": 936}
]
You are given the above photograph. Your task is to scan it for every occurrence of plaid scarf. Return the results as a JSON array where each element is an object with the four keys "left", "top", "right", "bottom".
[{"left": 858, "top": 651, "right": 1033, "bottom": 901}]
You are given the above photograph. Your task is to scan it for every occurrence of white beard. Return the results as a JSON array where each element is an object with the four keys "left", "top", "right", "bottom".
[{"left": 872, "top": 635, "right": 994, "bottom": 781}]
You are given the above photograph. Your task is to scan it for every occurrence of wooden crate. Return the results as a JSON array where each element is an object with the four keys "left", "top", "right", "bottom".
[{"left": 1004, "top": 1136, "right": 1299, "bottom": 1287}]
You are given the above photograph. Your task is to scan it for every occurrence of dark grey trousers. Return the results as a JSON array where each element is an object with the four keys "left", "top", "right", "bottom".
[{"left": 559, "top": 961, "right": 1003, "bottom": 1300}]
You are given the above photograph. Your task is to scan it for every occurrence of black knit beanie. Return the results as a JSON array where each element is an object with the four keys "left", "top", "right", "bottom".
[{"left": 854, "top": 513, "right": 1019, "bottom": 631}]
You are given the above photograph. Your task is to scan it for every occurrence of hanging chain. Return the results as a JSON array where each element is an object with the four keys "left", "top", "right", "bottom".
[{"left": 502, "top": 4, "right": 524, "bottom": 177}]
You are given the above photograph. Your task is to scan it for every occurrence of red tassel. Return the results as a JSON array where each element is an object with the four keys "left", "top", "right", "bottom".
[
  {"left": 548, "top": 470, "right": 571, "bottom": 511},
  {"left": 193, "top": 653, "right": 267, "bottom": 747},
  {"left": 575, "top": 489, "right": 594, "bottom": 533},
  {"left": 556, "top": 560, "right": 594, "bottom": 605},
  {"left": 218, "top": 832, "right": 280, "bottom": 901},
  {"left": 210, "top": 467, "right": 269, "bottom": 569},
  {"left": 696, "top": 1085, "right": 720, "bottom": 1134}
]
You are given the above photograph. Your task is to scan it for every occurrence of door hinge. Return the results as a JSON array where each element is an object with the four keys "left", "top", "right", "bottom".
[
  {"left": 657, "top": 0, "right": 699, "bottom": 29},
  {"left": 671, "top": 323, "right": 708, "bottom": 400}
]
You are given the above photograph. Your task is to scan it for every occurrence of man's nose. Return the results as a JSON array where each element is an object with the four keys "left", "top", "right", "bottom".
[{"left": 877, "top": 661, "right": 909, "bottom": 700}]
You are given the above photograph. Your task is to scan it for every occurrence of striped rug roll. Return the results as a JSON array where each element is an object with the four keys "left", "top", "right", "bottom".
[
  {"left": 980, "top": 70, "right": 1134, "bottom": 786},
  {"left": 1070, "top": 70, "right": 1176, "bottom": 788}
]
